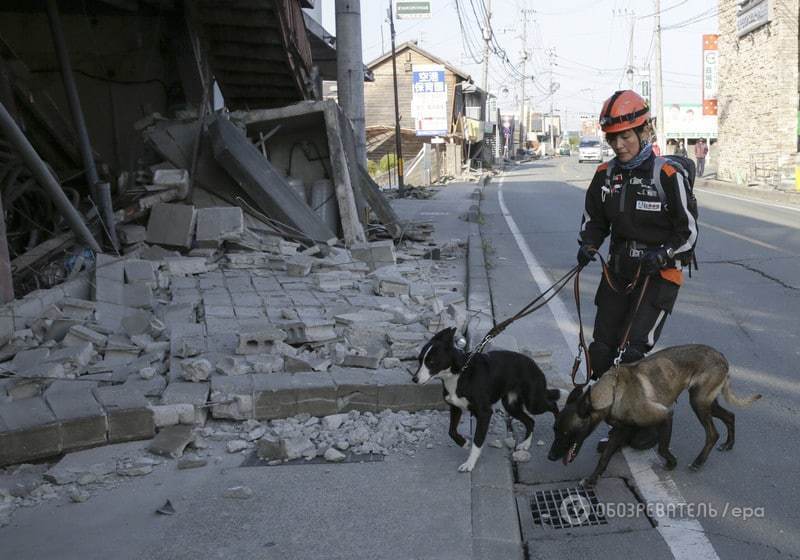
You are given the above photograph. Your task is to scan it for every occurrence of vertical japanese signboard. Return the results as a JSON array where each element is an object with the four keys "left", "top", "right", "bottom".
[
  {"left": 412, "top": 64, "right": 448, "bottom": 136},
  {"left": 702, "top": 34, "right": 719, "bottom": 116}
]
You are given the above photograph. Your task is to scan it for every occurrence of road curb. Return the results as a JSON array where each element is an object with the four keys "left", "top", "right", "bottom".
[
  {"left": 696, "top": 176, "right": 800, "bottom": 207},
  {"left": 466, "top": 172, "right": 524, "bottom": 560}
]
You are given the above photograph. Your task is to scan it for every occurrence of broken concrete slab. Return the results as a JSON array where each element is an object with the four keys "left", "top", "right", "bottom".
[
  {"left": 147, "top": 424, "right": 194, "bottom": 459},
  {"left": 329, "top": 367, "right": 379, "bottom": 413},
  {"left": 252, "top": 373, "right": 296, "bottom": 420},
  {"left": 92, "top": 386, "right": 155, "bottom": 443},
  {"left": 146, "top": 203, "right": 196, "bottom": 249},
  {"left": 374, "top": 369, "right": 445, "bottom": 412},
  {"left": 160, "top": 382, "right": 209, "bottom": 425},
  {"left": 164, "top": 257, "right": 209, "bottom": 276},
  {"left": 210, "top": 374, "right": 254, "bottom": 420},
  {"left": 63, "top": 325, "right": 107, "bottom": 348},
  {"left": 43, "top": 381, "right": 107, "bottom": 452},
  {"left": 195, "top": 207, "right": 244, "bottom": 248},
  {"left": 208, "top": 115, "right": 337, "bottom": 244},
  {"left": 0, "top": 397, "right": 63, "bottom": 466},
  {"left": 293, "top": 372, "right": 338, "bottom": 417}
]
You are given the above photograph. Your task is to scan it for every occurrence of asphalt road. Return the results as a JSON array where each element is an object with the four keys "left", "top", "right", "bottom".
[{"left": 480, "top": 156, "right": 800, "bottom": 559}]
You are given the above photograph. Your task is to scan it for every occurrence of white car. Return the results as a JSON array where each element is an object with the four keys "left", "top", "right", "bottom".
[{"left": 578, "top": 138, "right": 603, "bottom": 163}]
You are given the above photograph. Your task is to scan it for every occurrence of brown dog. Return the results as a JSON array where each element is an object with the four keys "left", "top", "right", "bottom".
[{"left": 547, "top": 344, "right": 761, "bottom": 485}]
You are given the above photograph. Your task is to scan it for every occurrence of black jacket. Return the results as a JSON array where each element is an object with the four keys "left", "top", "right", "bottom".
[{"left": 579, "top": 153, "right": 697, "bottom": 255}]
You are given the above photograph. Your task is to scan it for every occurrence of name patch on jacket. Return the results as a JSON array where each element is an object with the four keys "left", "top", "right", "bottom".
[{"left": 636, "top": 200, "right": 662, "bottom": 212}]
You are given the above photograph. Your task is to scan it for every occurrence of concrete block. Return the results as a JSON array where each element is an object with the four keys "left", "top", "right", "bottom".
[
  {"left": 373, "top": 275, "right": 410, "bottom": 297},
  {"left": 123, "top": 283, "right": 154, "bottom": 309},
  {"left": 124, "top": 260, "right": 157, "bottom": 285},
  {"left": 235, "top": 328, "right": 287, "bottom": 355},
  {"left": 59, "top": 298, "right": 95, "bottom": 321},
  {"left": 252, "top": 373, "right": 296, "bottom": 420},
  {"left": 45, "top": 342, "right": 94, "bottom": 368},
  {"left": 374, "top": 369, "right": 445, "bottom": 412},
  {"left": 350, "top": 240, "right": 396, "bottom": 271},
  {"left": 118, "top": 224, "right": 147, "bottom": 246},
  {"left": 11, "top": 296, "right": 44, "bottom": 330},
  {"left": 95, "top": 253, "right": 126, "bottom": 282},
  {"left": 0, "top": 397, "right": 62, "bottom": 466},
  {"left": 11, "top": 348, "right": 51, "bottom": 372},
  {"left": 282, "top": 320, "right": 337, "bottom": 344},
  {"left": 329, "top": 367, "right": 379, "bottom": 412},
  {"left": 121, "top": 310, "right": 154, "bottom": 337},
  {"left": 149, "top": 403, "right": 196, "bottom": 427},
  {"left": 293, "top": 372, "right": 338, "bottom": 417},
  {"left": 146, "top": 203, "right": 196, "bottom": 249},
  {"left": 147, "top": 424, "right": 194, "bottom": 459},
  {"left": 342, "top": 352, "right": 385, "bottom": 370},
  {"left": 93, "top": 302, "right": 140, "bottom": 331},
  {"left": 93, "top": 277, "right": 125, "bottom": 305},
  {"left": 164, "top": 257, "right": 209, "bottom": 276},
  {"left": 334, "top": 310, "right": 394, "bottom": 325},
  {"left": 161, "top": 382, "right": 209, "bottom": 425},
  {"left": 153, "top": 168, "right": 189, "bottom": 198},
  {"left": 92, "top": 386, "right": 155, "bottom": 443},
  {"left": 195, "top": 207, "right": 245, "bottom": 248},
  {"left": 44, "top": 381, "right": 107, "bottom": 451},
  {"left": 210, "top": 375, "right": 254, "bottom": 420}
]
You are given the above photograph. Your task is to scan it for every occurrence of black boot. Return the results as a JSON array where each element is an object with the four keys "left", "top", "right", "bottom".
[{"left": 629, "top": 426, "right": 659, "bottom": 450}]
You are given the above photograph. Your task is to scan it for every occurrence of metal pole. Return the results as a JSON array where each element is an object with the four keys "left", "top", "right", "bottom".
[
  {"left": 654, "top": 0, "right": 666, "bottom": 150},
  {"left": 0, "top": 101, "right": 101, "bottom": 254},
  {"left": 389, "top": 2, "right": 405, "bottom": 193},
  {"left": 46, "top": 0, "right": 118, "bottom": 251},
  {"left": 335, "top": 0, "right": 368, "bottom": 167}
]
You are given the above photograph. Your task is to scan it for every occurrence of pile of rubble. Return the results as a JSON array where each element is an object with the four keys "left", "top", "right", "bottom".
[{"left": 0, "top": 206, "right": 468, "bottom": 467}]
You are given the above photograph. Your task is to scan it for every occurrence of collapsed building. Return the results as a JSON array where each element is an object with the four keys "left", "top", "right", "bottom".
[{"left": 0, "top": 0, "right": 470, "bottom": 472}]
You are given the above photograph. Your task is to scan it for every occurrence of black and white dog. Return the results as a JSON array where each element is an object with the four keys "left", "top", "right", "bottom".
[{"left": 412, "top": 327, "right": 561, "bottom": 472}]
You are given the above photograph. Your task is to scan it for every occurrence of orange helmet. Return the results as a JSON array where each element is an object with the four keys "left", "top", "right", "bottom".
[{"left": 599, "top": 90, "right": 650, "bottom": 133}]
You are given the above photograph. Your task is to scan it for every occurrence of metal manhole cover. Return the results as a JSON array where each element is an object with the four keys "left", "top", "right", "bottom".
[
  {"left": 240, "top": 451, "right": 385, "bottom": 467},
  {"left": 530, "top": 486, "right": 608, "bottom": 529}
]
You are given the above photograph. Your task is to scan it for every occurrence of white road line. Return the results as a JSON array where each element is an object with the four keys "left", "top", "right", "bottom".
[
  {"left": 695, "top": 187, "right": 800, "bottom": 213},
  {"left": 497, "top": 173, "right": 720, "bottom": 560}
]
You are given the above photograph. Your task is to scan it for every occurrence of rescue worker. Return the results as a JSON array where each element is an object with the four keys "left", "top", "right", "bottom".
[{"left": 576, "top": 90, "right": 698, "bottom": 450}]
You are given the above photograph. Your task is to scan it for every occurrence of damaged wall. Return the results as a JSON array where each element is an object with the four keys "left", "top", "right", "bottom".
[{"left": 0, "top": 7, "right": 192, "bottom": 173}]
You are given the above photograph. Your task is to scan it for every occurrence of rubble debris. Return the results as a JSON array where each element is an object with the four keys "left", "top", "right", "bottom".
[
  {"left": 147, "top": 425, "right": 194, "bottom": 459},
  {"left": 156, "top": 499, "right": 176, "bottom": 515},
  {"left": 177, "top": 456, "right": 207, "bottom": 470},
  {"left": 180, "top": 358, "right": 213, "bottom": 382},
  {"left": 223, "top": 485, "right": 253, "bottom": 499}
]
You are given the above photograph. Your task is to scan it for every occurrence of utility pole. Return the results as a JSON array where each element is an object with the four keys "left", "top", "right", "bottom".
[
  {"left": 518, "top": 6, "right": 530, "bottom": 151},
  {"left": 654, "top": 0, "right": 665, "bottom": 150},
  {"left": 335, "top": 0, "right": 367, "bottom": 167},
  {"left": 481, "top": 0, "right": 491, "bottom": 91},
  {"left": 546, "top": 47, "right": 557, "bottom": 153},
  {"left": 388, "top": 2, "right": 405, "bottom": 193}
]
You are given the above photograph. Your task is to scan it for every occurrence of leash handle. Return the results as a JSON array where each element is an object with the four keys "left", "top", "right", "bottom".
[{"left": 572, "top": 266, "right": 592, "bottom": 387}]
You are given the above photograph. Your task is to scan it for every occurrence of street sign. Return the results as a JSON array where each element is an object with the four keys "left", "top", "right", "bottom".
[
  {"left": 702, "top": 34, "right": 719, "bottom": 116},
  {"left": 396, "top": 1, "right": 431, "bottom": 20},
  {"left": 411, "top": 64, "right": 448, "bottom": 136}
]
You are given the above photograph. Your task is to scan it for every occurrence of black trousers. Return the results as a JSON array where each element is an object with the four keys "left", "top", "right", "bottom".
[{"left": 589, "top": 267, "right": 680, "bottom": 378}]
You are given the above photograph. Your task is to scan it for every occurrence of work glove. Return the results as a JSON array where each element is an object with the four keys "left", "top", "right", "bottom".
[
  {"left": 576, "top": 244, "right": 596, "bottom": 268},
  {"left": 641, "top": 247, "right": 670, "bottom": 275}
]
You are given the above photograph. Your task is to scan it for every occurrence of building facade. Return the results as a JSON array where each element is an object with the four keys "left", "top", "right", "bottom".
[{"left": 717, "top": 0, "right": 799, "bottom": 186}]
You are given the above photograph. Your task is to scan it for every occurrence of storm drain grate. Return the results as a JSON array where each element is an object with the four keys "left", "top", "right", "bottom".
[
  {"left": 240, "top": 451, "right": 384, "bottom": 467},
  {"left": 530, "top": 486, "right": 608, "bottom": 529}
]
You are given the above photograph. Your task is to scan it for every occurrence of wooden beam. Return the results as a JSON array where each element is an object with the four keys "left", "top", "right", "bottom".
[{"left": 0, "top": 194, "right": 13, "bottom": 303}]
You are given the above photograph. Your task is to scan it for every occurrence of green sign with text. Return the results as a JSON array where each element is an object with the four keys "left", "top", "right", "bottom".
[{"left": 396, "top": 1, "right": 431, "bottom": 19}]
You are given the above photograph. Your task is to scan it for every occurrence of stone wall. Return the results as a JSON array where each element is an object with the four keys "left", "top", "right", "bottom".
[{"left": 717, "top": 0, "right": 799, "bottom": 185}]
